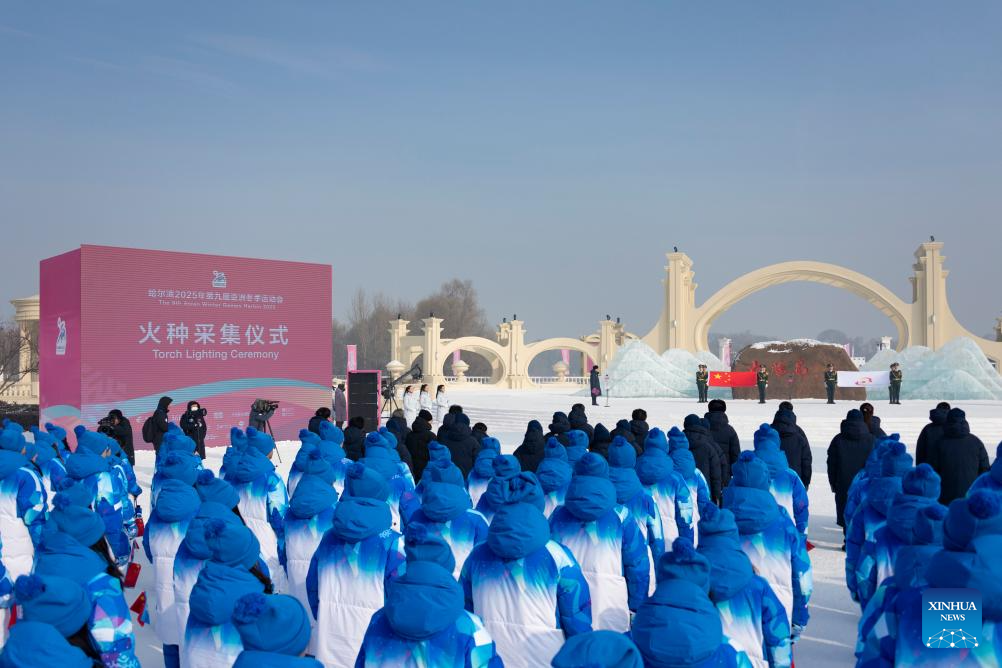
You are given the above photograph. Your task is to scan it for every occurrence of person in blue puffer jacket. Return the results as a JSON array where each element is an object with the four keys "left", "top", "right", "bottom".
[
  {"left": 564, "top": 429, "right": 589, "bottom": 467},
  {"left": 697, "top": 504, "right": 791, "bottom": 668},
  {"left": 637, "top": 428, "right": 694, "bottom": 543},
  {"left": 862, "top": 491, "right": 1002, "bottom": 667},
  {"left": 172, "top": 501, "right": 243, "bottom": 657},
  {"left": 287, "top": 429, "right": 322, "bottom": 496},
  {"left": 153, "top": 450, "right": 200, "bottom": 505},
  {"left": 607, "top": 436, "right": 665, "bottom": 595},
  {"left": 184, "top": 518, "right": 270, "bottom": 668},
  {"left": 752, "top": 424, "right": 809, "bottom": 539},
  {"left": 460, "top": 501, "right": 591, "bottom": 668},
  {"left": 552, "top": 630, "right": 644, "bottom": 668},
  {"left": 356, "top": 526, "right": 502, "bottom": 667},
  {"left": 549, "top": 453, "right": 648, "bottom": 632},
  {"left": 631, "top": 538, "right": 752, "bottom": 668},
  {"left": 723, "top": 452, "right": 811, "bottom": 639},
  {"left": 220, "top": 427, "right": 249, "bottom": 481},
  {"left": 284, "top": 472, "right": 336, "bottom": 653},
  {"left": 859, "top": 463, "right": 941, "bottom": 607},
  {"left": 307, "top": 463, "right": 406, "bottom": 667},
  {"left": 845, "top": 441, "right": 912, "bottom": 608},
  {"left": 143, "top": 479, "right": 201, "bottom": 668},
  {"left": 0, "top": 443, "right": 46, "bottom": 602},
  {"left": 231, "top": 429, "right": 289, "bottom": 593},
  {"left": 33, "top": 500, "right": 141, "bottom": 667},
  {"left": 0, "top": 620, "right": 93, "bottom": 667},
  {"left": 404, "top": 458, "right": 488, "bottom": 578},
  {"left": 413, "top": 440, "right": 456, "bottom": 501},
  {"left": 28, "top": 425, "right": 67, "bottom": 504},
  {"left": 475, "top": 455, "right": 525, "bottom": 523},
  {"left": 360, "top": 431, "right": 419, "bottom": 530},
  {"left": 537, "top": 438, "right": 573, "bottom": 517},
  {"left": 231, "top": 592, "right": 322, "bottom": 667},
  {"left": 855, "top": 503, "right": 946, "bottom": 665},
  {"left": 63, "top": 431, "right": 130, "bottom": 568},
  {"left": 969, "top": 442, "right": 1002, "bottom": 495},
  {"left": 468, "top": 441, "right": 500, "bottom": 508},
  {"left": 100, "top": 429, "right": 142, "bottom": 541},
  {"left": 842, "top": 437, "right": 897, "bottom": 532},
  {"left": 667, "top": 426, "right": 711, "bottom": 544}
]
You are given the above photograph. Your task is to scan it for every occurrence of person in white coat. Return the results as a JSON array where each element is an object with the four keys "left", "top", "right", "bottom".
[
  {"left": 435, "top": 385, "right": 451, "bottom": 424},
  {"left": 419, "top": 384, "right": 434, "bottom": 418},
  {"left": 402, "top": 386, "right": 420, "bottom": 427}
]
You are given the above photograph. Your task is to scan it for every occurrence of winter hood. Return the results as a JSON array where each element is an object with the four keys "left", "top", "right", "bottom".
[
  {"left": 723, "top": 453, "right": 779, "bottom": 534},
  {"left": 0, "top": 449, "right": 28, "bottom": 478},
  {"left": 635, "top": 448, "right": 673, "bottom": 487},
  {"left": 565, "top": 453, "right": 617, "bottom": 522},
  {"left": 385, "top": 561, "right": 464, "bottom": 639},
  {"left": 548, "top": 412, "right": 571, "bottom": 434},
  {"left": 608, "top": 437, "right": 643, "bottom": 504},
  {"left": 34, "top": 529, "right": 107, "bottom": 586},
  {"left": 840, "top": 410, "right": 871, "bottom": 441},
  {"left": 65, "top": 448, "right": 109, "bottom": 479},
  {"left": 553, "top": 631, "right": 643, "bottom": 668},
  {"left": 232, "top": 449, "right": 276, "bottom": 484},
  {"left": 288, "top": 474, "right": 337, "bottom": 520},
  {"left": 631, "top": 578, "right": 724, "bottom": 668},
  {"left": 318, "top": 420, "right": 345, "bottom": 446},
  {"left": 644, "top": 428, "right": 669, "bottom": 454},
  {"left": 695, "top": 506, "right": 754, "bottom": 601},
  {"left": 331, "top": 497, "right": 391, "bottom": 543},
  {"left": 155, "top": 478, "right": 201, "bottom": 522},
  {"left": 471, "top": 448, "right": 497, "bottom": 479},
  {"left": 487, "top": 502, "right": 550, "bottom": 560},
  {"left": 188, "top": 561, "right": 263, "bottom": 626},
  {"left": 292, "top": 444, "right": 335, "bottom": 486},
  {"left": 536, "top": 439, "right": 572, "bottom": 494},
  {"left": 420, "top": 481, "right": 472, "bottom": 522}
]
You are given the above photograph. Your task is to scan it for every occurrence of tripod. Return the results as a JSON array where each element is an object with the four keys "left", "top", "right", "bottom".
[{"left": 381, "top": 363, "right": 423, "bottom": 416}]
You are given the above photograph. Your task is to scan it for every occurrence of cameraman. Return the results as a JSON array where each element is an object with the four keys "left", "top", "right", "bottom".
[
  {"left": 108, "top": 409, "right": 135, "bottom": 465},
  {"left": 180, "top": 400, "right": 208, "bottom": 459},
  {"left": 249, "top": 398, "right": 278, "bottom": 431}
]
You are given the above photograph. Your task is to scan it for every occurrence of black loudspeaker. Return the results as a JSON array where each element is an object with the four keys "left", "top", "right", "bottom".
[{"left": 347, "top": 370, "right": 382, "bottom": 432}]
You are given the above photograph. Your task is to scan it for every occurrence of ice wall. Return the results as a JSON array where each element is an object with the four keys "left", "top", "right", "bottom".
[
  {"left": 590, "top": 340, "right": 729, "bottom": 399},
  {"left": 860, "top": 337, "right": 1002, "bottom": 401}
]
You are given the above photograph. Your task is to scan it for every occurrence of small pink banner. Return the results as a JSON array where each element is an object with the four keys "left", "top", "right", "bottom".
[{"left": 346, "top": 345, "right": 358, "bottom": 372}]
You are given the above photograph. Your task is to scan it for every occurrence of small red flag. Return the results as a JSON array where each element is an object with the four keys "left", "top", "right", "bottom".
[
  {"left": 125, "top": 562, "right": 141, "bottom": 589},
  {"left": 7, "top": 605, "right": 17, "bottom": 629},
  {"left": 130, "top": 592, "right": 149, "bottom": 626},
  {"left": 806, "top": 540, "right": 815, "bottom": 552},
  {"left": 708, "top": 371, "right": 757, "bottom": 388}
]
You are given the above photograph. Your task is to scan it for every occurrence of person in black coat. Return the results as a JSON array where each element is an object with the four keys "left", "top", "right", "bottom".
[
  {"left": 179, "top": 400, "right": 208, "bottom": 459},
  {"left": 859, "top": 403, "right": 887, "bottom": 439},
  {"left": 568, "top": 404, "right": 594, "bottom": 443},
  {"left": 106, "top": 409, "right": 135, "bottom": 465},
  {"left": 827, "top": 409, "right": 875, "bottom": 532},
  {"left": 929, "top": 407, "right": 990, "bottom": 505},
  {"left": 545, "top": 411, "right": 572, "bottom": 446},
  {"left": 150, "top": 395, "right": 172, "bottom": 454},
  {"left": 590, "top": 423, "right": 613, "bottom": 459},
  {"left": 682, "top": 413, "right": 723, "bottom": 505},
  {"left": 437, "top": 406, "right": 464, "bottom": 441},
  {"left": 610, "top": 419, "right": 637, "bottom": 449},
  {"left": 771, "top": 408, "right": 812, "bottom": 488},
  {"left": 629, "top": 409, "right": 650, "bottom": 448},
  {"left": 589, "top": 365, "right": 602, "bottom": 406},
  {"left": 343, "top": 416, "right": 367, "bottom": 461},
  {"left": 777, "top": 401, "right": 809, "bottom": 442},
  {"left": 406, "top": 410, "right": 435, "bottom": 482},
  {"left": 471, "top": 422, "right": 489, "bottom": 445},
  {"left": 916, "top": 402, "right": 950, "bottom": 466},
  {"left": 513, "top": 420, "right": 546, "bottom": 472},
  {"left": 386, "top": 410, "right": 411, "bottom": 449},
  {"left": 704, "top": 399, "right": 740, "bottom": 481},
  {"left": 308, "top": 407, "right": 332, "bottom": 437},
  {"left": 440, "top": 412, "right": 480, "bottom": 477}
]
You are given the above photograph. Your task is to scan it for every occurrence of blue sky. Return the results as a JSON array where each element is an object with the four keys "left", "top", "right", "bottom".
[{"left": 2, "top": 2, "right": 1000, "bottom": 341}]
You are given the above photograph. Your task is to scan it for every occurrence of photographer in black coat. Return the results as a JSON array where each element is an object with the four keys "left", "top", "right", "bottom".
[
  {"left": 249, "top": 398, "right": 277, "bottom": 431},
  {"left": 106, "top": 409, "right": 135, "bottom": 465},
  {"left": 148, "top": 396, "right": 172, "bottom": 454},
  {"left": 179, "top": 400, "right": 208, "bottom": 459}
]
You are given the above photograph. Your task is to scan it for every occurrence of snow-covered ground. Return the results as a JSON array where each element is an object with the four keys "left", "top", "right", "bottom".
[{"left": 129, "top": 391, "right": 1002, "bottom": 667}]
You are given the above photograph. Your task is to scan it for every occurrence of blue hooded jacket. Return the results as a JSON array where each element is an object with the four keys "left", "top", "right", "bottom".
[
  {"left": 753, "top": 424, "right": 809, "bottom": 537},
  {"left": 552, "top": 631, "right": 644, "bottom": 668},
  {"left": 608, "top": 436, "right": 665, "bottom": 590},
  {"left": 969, "top": 442, "right": 1002, "bottom": 496},
  {"left": 638, "top": 429, "right": 694, "bottom": 543},
  {"left": 184, "top": 560, "right": 266, "bottom": 666},
  {"left": 404, "top": 482, "right": 488, "bottom": 578},
  {"left": 667, "top": 427, "right": 711, "bottom": 538},
  {"left": 536, "top": 438, "right": 573, "bottom": 517}
]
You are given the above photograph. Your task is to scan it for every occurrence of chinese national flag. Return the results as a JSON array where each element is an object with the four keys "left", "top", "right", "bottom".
[{"left": 708, "top": 371, "right": 757, "bottom": 387}]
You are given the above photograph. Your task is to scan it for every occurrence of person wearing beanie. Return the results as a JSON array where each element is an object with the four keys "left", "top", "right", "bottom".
[
  {"left": 13, "top": 574, "right": 102, "bottom": 663},
  {"left": 513, "top": 419, "right": 546, "bottom": 473},
  {"left": 287, "top": 431, "right": 327, "bottom": 496},
  {"left": 475, "top": 455, "right": 523, "bottom": 523},
  {"left": 385, "top": 410, "right": 412, "bottom": 461},
  {"left": 705, "top": 401, "right": 741, "bottom": 485},
  {"left": 928, "top": 407, "right": 990, "bottom": 505},
  {"left": 43, "top": 421, "right": 72, "bottom": 460},
  {"left": 607, "top": 436, "right": 665, "bottom": 595},
  {"left": 536, "top": 438, "right": 573, "bottom": 517},
  {"left": 342, "top": 415, "right": 367, "bottom": 462},
  {"left": 969, "top": 442, "right": 1002, "bottom": 496},
  {"left": 172, "top": 502, "right": 242, "bottom": 653},
  {"left": 723, "top": 452, "right": 811, "bottom": 635},
  {"left": 551, "top": 630, "right": 643, "bottom": 668},
  {"left": 563, "top": 429, "right": 590, "bottom": 466},
  {"left": 143, "top": 478, "right": 201, "bottom": 667},
  {"left": 220, "top": 427, "right": 249, "bottom": 481},
  {"left": 194, "top": 469, "right": 241, "bottom": 514},
  {"left": 845, "top": 441, "right": 912, "bottom": 608},
  {"left": 631, "top": 538, "right": 749, "bottom": 668},
  {"left": 231, "top": 593, "right": 321, "bottom": 667},
  {"left": 752, "top": 424, "right": 809, "bottom": 540},
  {"left": 152, "top": 448, "right": 201, "bottom": 502},
  {"left": 404, "top": 469, "right": 488, "bottom": 579},
  {"left": 666, "top": 426, "right": 712, "bottom": 544},
  {"left": 0, "top": 445, "right": 46, "bottom": 594},
  {"left": 545, "top": 412, "right": 572, "bottom": 447},
  {"left": 230, "top": 446, "right": 290, "bottom": 594},
  {"left": 460, "top": 502, "right": 592, "bottom": 668},
  {"left": 317, "top": 419, "right": 345, "bottom": 447},
  {"left": 100, "top": 429, "right": 142, "bottom": 554},
  {"left": 826, "top": 408, "right": 875, "bottom": 535},
  {"left": 567, "top": 404, "right": 594, "bottom": 444},
  {"left": 413, "top": 445, "right": 465, "bottom": 502},
  {"left": 405, "top": 409, "right": 436, "bottom": 482},
  {"left": 376, "top": 426, "right": 416, "bottom": 480},
  {"left": 697, "top": 505, "right": 792, "bottom": 668},
  {"left": 637, "top": 428, "right": 695, "bottom": 544},
  {"left": 590, "top": 423, "right": 613, "bottom": 459},
  {"left": 184, "top": 518, "right": 270, "bottom": 668},
  {"left": 283, "top": 473, "right": 337, "bottom": 643},
  {"left": 355, "top": 526, "right": 502, "bottom": 667},
  {"left": 361, "top": 430, "right": 419, "bottom": 531},
  {"left": 855, "top": 502, "right": 948, "bottom": 666},
  {"left": 28, "top": 425, "right": 69, "bottom": 504},
  {"left": 915, "top": 401, "right": 950, "bottom": 466},
  {"left": 0, "top": 620, "right": 93, "bottom": 668},
  {"left": 468, "top": 445, "right": 499, "bottom": 508},
  {"left": 770, "top": 408, "right": 812, "bottom": 488},
  {"left": 629, "top": 409, "right": 650, "bottom": 453},
  {"left": 307, "top": 463, "right": 405, "bottom": 667},
  {"left": 610, "top": 419, "right": 636, "bottom": 449},
  {"left": 682, "top": 414, "right": 723, "bottom": 505},
  {"left": 439, "top": 412, "right": 481, "bottom": 478},
  {"left": 549, "top": 453, "right": 649, "bottom": 632}
]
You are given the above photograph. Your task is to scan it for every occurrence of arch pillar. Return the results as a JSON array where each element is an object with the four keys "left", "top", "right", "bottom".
[{"left": 422, "top": 317, "right": 446, "bottom": 390}]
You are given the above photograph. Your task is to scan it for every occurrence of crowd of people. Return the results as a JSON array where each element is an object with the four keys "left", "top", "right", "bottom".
[{"left": 0, "top": 394, "right": 997, "bottom": 667}]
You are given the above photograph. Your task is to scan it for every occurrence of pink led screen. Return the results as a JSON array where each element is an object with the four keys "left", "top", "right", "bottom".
[{"left": 40, "top": 245, "right": 332, "bottom": 448}]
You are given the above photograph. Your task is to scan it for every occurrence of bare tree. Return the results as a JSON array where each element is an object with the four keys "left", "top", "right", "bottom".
[{"left": 0, "top": 319, "right": 38, "bottom": 399}]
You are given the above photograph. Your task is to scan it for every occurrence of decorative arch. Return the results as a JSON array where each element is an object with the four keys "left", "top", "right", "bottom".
[
  {"left": 522, "top": 337, "right": 601, "bottom": 377},
  {"left": 690, "top": 261, "right": 912, "bottom": 353},
  {"left": 438, "top": 336, "right": 509, "bottom": 384}
]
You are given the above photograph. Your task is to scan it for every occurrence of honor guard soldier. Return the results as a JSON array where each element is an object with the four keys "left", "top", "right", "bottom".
[
  {"left": 756, "top": 364, "right": 769, "bottom": 404},
  {"left": 696, "top": 364, "right": 709, "bottom": 403},
  {"left": 824, "top": 363, "right": 838, "bottom": 404},
  {"left": 889, "top": 363, "right": 903, "bottom": 404}
]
